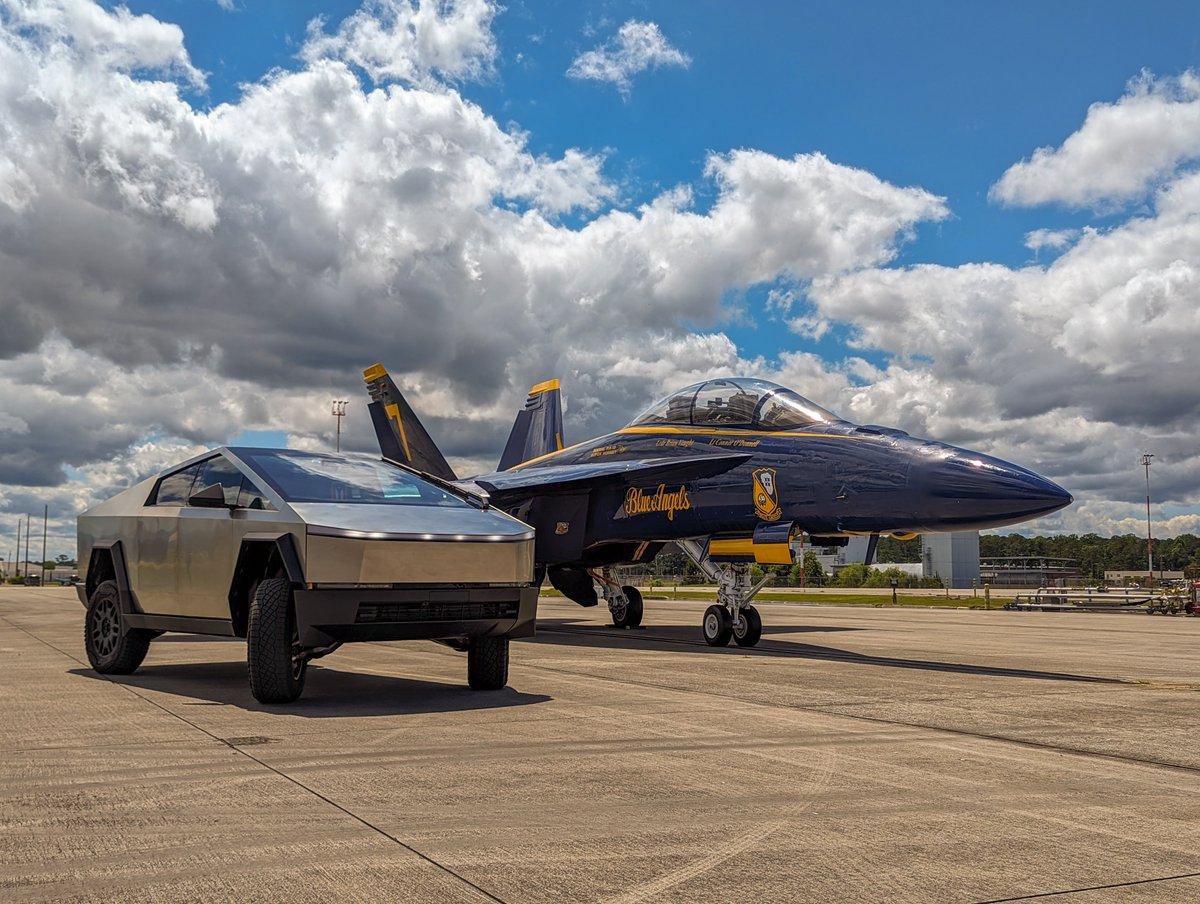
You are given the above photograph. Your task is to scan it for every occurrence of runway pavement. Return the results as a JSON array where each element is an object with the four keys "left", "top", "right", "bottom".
[{"left": 3, "top": 586, "right": 1200, "bottom": 903}]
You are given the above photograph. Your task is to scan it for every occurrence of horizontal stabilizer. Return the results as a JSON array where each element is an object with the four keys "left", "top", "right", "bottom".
[
  {"left": 362, "top": 364, "right": 457, "bottom": 482},
  {"left": 472, "top": 452, "right": 751, "bottom": 503},
  {"left": 499, "top": 379, "right": 565, "bottom": 471}
]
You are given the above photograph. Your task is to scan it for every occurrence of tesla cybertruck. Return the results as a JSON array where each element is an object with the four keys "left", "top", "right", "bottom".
[
  {"left": 364, "top": 366, "right": 1072, "bottom": 647},
  {"left": 77, "top": 447, "right": 538, "bottom": 703}
]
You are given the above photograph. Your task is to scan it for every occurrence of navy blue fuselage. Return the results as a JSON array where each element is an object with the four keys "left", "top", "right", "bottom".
[{"left": 471, "top": 377, "right": 1071, "bottom": 561}]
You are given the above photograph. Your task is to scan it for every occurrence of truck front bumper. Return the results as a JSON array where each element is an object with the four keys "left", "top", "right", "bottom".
[{"left": 292, "top": 584, "right": 539, "bottom": 646}]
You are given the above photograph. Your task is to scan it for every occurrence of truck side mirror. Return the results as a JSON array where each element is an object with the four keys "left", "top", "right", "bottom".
[{"left": 188, "top": 483, "right": 235, "bottom": 510}]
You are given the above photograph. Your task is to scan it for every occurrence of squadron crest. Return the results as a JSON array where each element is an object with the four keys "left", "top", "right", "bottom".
[{"left": 752, "top": 467, "right": 782, "bottom": 521}]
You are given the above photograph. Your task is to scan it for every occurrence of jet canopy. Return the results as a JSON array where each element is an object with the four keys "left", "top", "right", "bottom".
[{"left": 628, "top": 378, "right": 840, "bottom": 430}]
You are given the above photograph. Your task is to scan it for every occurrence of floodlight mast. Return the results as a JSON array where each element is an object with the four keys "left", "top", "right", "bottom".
[
  {"left": 1142, "top": 451, "right": 1154, "bottom": 589},
  {"left": 332, "top": 400, "right": 348, "bottom": 452}
]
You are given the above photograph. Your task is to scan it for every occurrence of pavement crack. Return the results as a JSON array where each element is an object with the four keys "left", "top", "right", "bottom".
[{"left": 975, "top": 870, "right": 1200, "bottom": 902}]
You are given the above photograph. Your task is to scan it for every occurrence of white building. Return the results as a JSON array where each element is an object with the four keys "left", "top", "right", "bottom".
[{"left": 922, "top": 532, "right": 980, "bottom": 589}]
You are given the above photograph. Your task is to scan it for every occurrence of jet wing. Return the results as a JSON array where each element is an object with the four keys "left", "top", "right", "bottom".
[{"left": 469, "top": 453, "right": 752, "bottom": 503}]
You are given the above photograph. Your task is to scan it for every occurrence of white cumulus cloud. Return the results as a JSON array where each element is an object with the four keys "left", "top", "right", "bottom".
[
  {"left": 567, "top": 19, "right": 689, "bottom": 96},
  {"left": 992, "top": 70, "right": 1200, "bottom": 209},
  {"left": 0, "top": 0, "right": 952, "bottom": 557},
  {"left": 6, "top": 1, "right": 1195, "bottom": 549},
  {"left": 300, "top": 0, "right": 499, "bottom": 86}
]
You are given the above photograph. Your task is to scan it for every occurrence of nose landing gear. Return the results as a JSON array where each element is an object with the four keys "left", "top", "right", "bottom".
[{"left": 678, "top": 538, "right": 768, "bottom": 647}]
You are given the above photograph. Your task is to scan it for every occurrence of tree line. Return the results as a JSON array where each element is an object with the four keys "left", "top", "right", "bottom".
[
  {"left": 826, "top": 534, "right": 1200, "bottom": 581},
  {"left": 643, "top": 534, "right": 1200, "bottom": 588}
]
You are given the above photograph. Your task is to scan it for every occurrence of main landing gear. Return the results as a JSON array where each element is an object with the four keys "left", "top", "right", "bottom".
[
  {"left": 588, "top": 568, "right": 644, "bottom": 628},
  {"left": 677, "top": 539, "right": 766, "bottom": 648}
]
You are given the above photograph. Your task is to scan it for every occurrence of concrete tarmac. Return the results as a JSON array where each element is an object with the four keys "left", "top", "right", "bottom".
[{"left": 3, "top": 586, "right": 1200, "bottom": 903}]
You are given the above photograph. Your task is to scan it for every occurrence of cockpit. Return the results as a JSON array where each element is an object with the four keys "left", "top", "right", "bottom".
[{"left": 627, "top": 378, "right": 841, "bottom": 430}]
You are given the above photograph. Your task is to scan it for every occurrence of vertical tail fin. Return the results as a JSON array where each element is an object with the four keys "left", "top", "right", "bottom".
[
  {"left": 498, "top": 379, "right": 565, "bottom": 471},
  {"left": 362, "top": 364, "right": 457, "bottom": 481}
]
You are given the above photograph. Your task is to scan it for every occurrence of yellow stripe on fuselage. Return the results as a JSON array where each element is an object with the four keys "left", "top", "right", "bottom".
[
  {"left": 615, "top": 426, "right": 872, "bottom": 440},
  {"left": 708, "top": 538, "right": 756, "bottom": 557},
  {"left": 509, "top": 439, "right": 587, "bottom": 469},
  {"left": 511, "top": 426, "right": 871, "bottom": 470},
  {"left": 708, "top": 538, "right": 794, "bottom": 565}
]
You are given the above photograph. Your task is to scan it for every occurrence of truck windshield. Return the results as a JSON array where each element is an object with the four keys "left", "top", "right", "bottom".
[{"left": 239, "top": 450, "right": 469, "bottom": 507}]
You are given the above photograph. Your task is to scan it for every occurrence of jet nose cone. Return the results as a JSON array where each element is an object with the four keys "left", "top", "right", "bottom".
[{"left": 913, "top": 446, "right": 1072, "bottom": 531}]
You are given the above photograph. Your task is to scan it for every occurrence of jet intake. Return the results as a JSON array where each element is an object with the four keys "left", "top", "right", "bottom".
[{"left": 707, "top": 521, "right": 797, "bottom": 565}]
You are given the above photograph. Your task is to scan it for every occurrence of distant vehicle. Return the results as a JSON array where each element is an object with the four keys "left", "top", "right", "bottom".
[
  {"left": 77, "top": 448, "right": 538, "bottom": 703},
  {"left": 25, "top": 574, "right": 41, "bottom": 586}
]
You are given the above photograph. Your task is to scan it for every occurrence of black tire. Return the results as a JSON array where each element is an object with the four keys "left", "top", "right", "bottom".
[
  {"left": 732, "top": 605, "right": 763, "bottom": 647},
  {"left": 84, "top": 580, "right": 152, "bottom": 674},
  {"left": 613, "top": 585, "right": 644, "bottom": 628},
  {"left": 702, "top": 604, "right": 733, "bottom": 647},
  {"left": 467, "top": 636, "right": 509, "bottom": 690},
  {"left": 247, "top": 578, "right": 305, "bottom": 704}
]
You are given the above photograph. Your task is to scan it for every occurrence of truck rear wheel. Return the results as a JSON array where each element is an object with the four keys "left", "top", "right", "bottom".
[
  {"left": 467, "top": 636, "right": 509, "bottom": 690},
  {"left": 247, "top": 578, "right": 305, "bottom": 703},
  {"left": 85, "top": 580, "right": 152, "bottom": 674}
]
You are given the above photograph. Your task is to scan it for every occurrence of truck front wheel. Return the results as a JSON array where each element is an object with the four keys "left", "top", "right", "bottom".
[
  {"left": 247, "top": 578, "right": 305, "bottom": 704},
  {"left": 467, "top": 636, "right": 509, "bottom": 690}
]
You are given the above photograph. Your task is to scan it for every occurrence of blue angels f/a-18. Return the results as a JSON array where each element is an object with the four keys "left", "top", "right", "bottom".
[{"left": 363, "top": 365, "right": 1072, "bottom": 647}]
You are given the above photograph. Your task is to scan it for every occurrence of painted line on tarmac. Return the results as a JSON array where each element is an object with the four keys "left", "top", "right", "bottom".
[
  {"left": 0, "top": 613, "right": 509, "bottom": 904},
  {"left": 975, "top": 870, "right": 1200, "bottom": 902}
]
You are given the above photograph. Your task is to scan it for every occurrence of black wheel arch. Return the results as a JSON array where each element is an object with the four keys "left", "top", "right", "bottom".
[
  {"left": 228, "top": 533, "right": 305, "bottom": 638},
  {"left": 85, "top": 541, "right": 136, "bottom": 613}
]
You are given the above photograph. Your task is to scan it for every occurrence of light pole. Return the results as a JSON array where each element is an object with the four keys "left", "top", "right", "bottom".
[
  {"left": 1142, "top": 451, "right": 1154, "bottom": 589},
  {"left": 331, "top": 400, "right": 348, "bottom": 452}
]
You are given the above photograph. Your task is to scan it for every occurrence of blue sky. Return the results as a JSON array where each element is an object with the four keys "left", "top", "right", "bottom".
[
  {"left": 158, "top": 0, "right": 1200, "bottom": 258},
  {"left": 125, "top": 0, "right": 1200, "bottom": 365},
  {"left": 3, "top": 0, "right": 1200, "bottom": 554}
]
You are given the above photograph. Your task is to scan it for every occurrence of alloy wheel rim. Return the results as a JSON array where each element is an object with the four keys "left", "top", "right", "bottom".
[{"left": 92, "top": 598, "right": 120, "bottom": 657}]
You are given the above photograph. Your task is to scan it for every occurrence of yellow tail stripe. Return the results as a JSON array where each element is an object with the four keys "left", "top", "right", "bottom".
[
  {"left": 385, "top": 402, "right": 411, "bottom": 461},
  {"left": 363, "top": 363, "right": 387, "bottom": 383}
]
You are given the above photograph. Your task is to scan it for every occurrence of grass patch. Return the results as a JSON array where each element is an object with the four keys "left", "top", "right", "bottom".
[
  {"left": 541, "top": 588, "right": 989, "bottom": 608},
  {"left": 651, "top": 589, "right": 981, "bottom": 607}
]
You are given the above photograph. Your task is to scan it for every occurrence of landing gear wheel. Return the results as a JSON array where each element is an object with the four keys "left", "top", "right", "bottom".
[
  {"left": 702, "top": 604, "right": 733, "bottom": 647},
  {"left": 84, "top": 580, "right": 152, "bottom": 674},
  {"left": 732, "top": 605, "right": 763, "bottom": 648},
  {"left": 613, "top": 585, "right": 644, "bottom": 628},
  {"left": 247, "top": 578, "right": 306, "bottom": 704},
  {"left": 468, "top": 636, "right": 509, "bottom": 690}
]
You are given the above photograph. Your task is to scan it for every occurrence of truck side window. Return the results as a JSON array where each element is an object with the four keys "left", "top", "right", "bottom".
[
  {"left": 193, "top": 456, "right": 248, "bottom": 506},
  {"left": 151, "top": 463, "right": 205, "bottom": 506}
]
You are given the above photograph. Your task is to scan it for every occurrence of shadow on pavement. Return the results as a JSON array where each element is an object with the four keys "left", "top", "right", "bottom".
[
  {"left": 70, "top": 661, "right": 552, "bottom": 717},
  {"left": 528, "top": 619, "right": 1121, "bottom": 685}
]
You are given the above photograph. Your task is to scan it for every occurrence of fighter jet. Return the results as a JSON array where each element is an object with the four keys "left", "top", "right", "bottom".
[{"left": 363, "top": 366, "right": 1072, "bottom": 647}]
